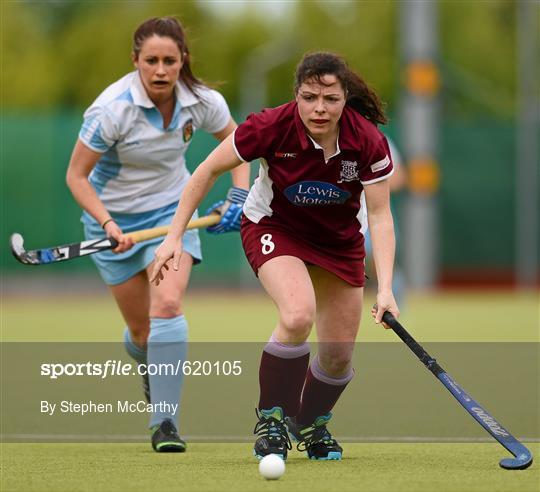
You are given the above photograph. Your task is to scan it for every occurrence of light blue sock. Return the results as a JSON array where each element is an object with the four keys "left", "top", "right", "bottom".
[
  {"left": 147, "top": 315, "right": 188, "bottom": 428},
  {"left": 123, "top": 328, "right": 147, "bottom": 366}
]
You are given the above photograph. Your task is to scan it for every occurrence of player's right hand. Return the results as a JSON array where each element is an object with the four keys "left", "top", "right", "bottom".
[
  {"left": 372, "top": 293, "right": 400, "bottom": 329},
  {"left": 150, "top": 236, "right": 184, "bottom": 286},
  {"left": 104, "top": 221, "right": 134, "bottom": 253}
]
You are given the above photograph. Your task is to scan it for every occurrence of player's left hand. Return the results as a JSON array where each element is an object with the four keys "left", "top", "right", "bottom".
[
  {"left": 205, "top": 187, "right": 249, "bottom": 234},
  {"left": 372, "top": 291, "right": 399, "bottom": 329}
]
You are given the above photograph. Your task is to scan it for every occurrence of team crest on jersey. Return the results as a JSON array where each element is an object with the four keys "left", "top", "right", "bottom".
[
  {"left": 182, "top": 120, "right": 193, "bottom": 142},
  {"left": 337, "top": 160, "right": 359, "bottom": 183}
]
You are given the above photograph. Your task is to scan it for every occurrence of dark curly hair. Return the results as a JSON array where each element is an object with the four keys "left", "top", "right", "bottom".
[{"left": 294, "top": 52, "right": 387, "bottom": 125}]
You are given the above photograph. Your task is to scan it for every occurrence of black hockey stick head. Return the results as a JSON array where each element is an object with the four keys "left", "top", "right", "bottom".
[{"left": 9, "top": 233, "right": 118, "bottom": 265}]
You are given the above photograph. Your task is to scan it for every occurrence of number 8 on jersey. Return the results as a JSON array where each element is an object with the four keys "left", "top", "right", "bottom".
[{"left": 260, "top": 234, "right": 275, "bottom": 255}]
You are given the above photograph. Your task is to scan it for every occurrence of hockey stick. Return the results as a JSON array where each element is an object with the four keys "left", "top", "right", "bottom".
[
  {"left": 10, "top": 214, "right": 220, "bottom": 266},
  {"left": 382, "top": 311, "right": 533, "bottom": 470}
]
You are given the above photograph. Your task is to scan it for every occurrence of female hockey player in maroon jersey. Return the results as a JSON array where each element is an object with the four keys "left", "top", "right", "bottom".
[{"left": 151, "top": 51, "right": 399, "bottom": 461}]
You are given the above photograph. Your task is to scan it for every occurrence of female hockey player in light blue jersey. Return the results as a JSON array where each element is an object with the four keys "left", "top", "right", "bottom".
[{"left": 66, "top": 16, "right": 249, "bottom": 452}]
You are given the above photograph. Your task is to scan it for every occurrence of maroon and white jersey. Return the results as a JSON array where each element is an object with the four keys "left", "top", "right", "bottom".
[{"left": 233, "top": 102, "right": 393, "bottom": 247}]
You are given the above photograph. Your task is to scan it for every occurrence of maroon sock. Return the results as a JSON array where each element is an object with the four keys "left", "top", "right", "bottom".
[
  {"left": 296, "top": 357, "right": 354, "bottom": 426},
  {"left": 258, "top": 337, "right": 310, "bottom": 417}
]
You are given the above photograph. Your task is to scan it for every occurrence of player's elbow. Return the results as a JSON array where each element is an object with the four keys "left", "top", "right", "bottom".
[
  {"left": 65, "top": 168, "right": 75, "bottom": 190},
  {"left": 65, "top": 167, "right": 79, "bottom": 192},
  {"left": 367, "top": 208, "right": 393, "bottom": 229},
  {"left": 65, "top": 167, "right": 87, "bottom": 196}
]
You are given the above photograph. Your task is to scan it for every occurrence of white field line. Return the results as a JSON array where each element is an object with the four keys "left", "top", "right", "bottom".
[{"left": 2, "top": 434, "right": 539, "bottom": 443}]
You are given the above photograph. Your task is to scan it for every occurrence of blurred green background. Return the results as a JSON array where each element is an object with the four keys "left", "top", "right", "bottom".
[{"left": 1, "top": 0, "right": 539, "bottom": 287}]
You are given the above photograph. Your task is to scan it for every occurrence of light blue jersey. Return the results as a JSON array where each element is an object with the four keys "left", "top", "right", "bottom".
[
  {"left": 79, "top": 71, "right": 231, "bottom": 213},
  {"left": 78, "top": 71, "right": 230, "bottom": 284}
]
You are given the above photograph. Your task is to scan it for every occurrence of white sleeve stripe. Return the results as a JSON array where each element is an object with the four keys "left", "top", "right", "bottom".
[
  {"left": 361, "top": 166, "right": 395, "bottom": 185},
  {"left": 370, "top": 155, "right": 390, "bottom": 173},
  {"left": 232, "top": 129, "right": 248, "bottom": 162}
]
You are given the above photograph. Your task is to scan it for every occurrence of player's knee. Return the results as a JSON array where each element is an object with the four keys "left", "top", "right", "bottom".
[
  {"left": 150, "top": 296, "right": 182, "bottom": 318},
  {"left": 280, "top": 307, "right": 314, "bottom": 339}
]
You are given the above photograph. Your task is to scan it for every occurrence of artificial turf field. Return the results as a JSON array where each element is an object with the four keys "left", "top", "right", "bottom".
[
  {"left": 1, "top": 288, "right": 539, "bottom": 491},
  {"left": 3, "top": 443, "right": 539, "bottom": 492},
  {"left": 3, "top": 289, "right": 539, "bottom": 342}
]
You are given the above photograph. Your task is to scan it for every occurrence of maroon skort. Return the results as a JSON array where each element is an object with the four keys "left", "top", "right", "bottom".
[{"left": 240, "top": 215, "right": 366, "bottom": 287}]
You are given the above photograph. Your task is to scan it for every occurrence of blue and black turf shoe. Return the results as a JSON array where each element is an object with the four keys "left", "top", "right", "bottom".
[
  {"left": 285, "top": 413, "right": 343, "bottom": 460},
  {"left": 151, "top": 419, "right": 186, "bottom": 453},
  {"left": 253, "top": 407, "right": 292, "bottom": 460}
]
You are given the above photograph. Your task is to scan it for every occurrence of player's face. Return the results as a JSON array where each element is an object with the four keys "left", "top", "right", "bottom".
[
  {"left": 296, "top": 75, "right": 346, "bottom": 139},
  {"left": 133, "top": 35, "right": 183, "bottom": 103}
]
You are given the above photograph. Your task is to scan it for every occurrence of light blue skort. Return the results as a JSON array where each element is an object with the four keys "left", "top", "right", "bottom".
[{"left": 82, "top": 202, "right": 202, "bottom": 285}]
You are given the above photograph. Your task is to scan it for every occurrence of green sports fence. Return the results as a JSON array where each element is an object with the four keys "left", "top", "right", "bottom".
[{"left": 1, "top": 111, "right": 536, "bottom": 284}]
